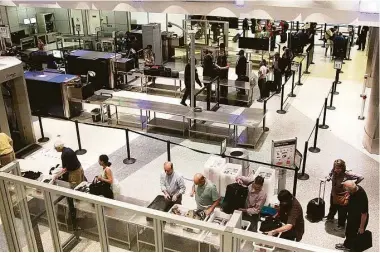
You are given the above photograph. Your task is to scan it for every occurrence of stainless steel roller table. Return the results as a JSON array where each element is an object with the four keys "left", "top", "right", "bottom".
[
  {"left": 233, "top": 108, "right": 266, "bottom": 148},
  {"left": 186, "top": 111, "right": 239, "bottom": 140}
]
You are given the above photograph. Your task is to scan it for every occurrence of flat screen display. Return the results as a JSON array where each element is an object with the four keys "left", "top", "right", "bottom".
[
  {"left": 23, "top": 19, "right": 30, "bottom": 25},
  {"left": 52, "top": 50, "right": 62, "bottom": 58}
]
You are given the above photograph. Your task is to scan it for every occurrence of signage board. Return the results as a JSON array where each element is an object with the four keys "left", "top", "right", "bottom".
[
  {"left": 291, "top": 61, "right": 299, "bottom": 72},
  {"left": 334, "top": 59, "right": 343, "bottom": 70},
  {"left": 271, "top": 138, "right": 297, "bottom": 193},
  {"left": 0, "top": 25, "right": 10, "bottom": 39}
]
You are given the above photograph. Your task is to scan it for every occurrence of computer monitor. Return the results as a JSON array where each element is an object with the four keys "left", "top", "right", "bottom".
[
  {"left": 52, "top": 50, "right": 63, "bottom": 59},
  {"left": 23, "top": 19, "right": 30, "bottom": 25},
  {"left": 30, "top": 17, "right": 36, "bottom": 24}
]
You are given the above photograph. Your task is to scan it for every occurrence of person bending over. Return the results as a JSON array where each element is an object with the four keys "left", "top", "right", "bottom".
[
  {"left": 267, "top": 190, "right": 305, "bottom": 242},
  {"left": 160, "top": 161, "right": 186, "bottom": 204},
  {"left": 191, "top": 173, "right": 221, "bottom": 216}
]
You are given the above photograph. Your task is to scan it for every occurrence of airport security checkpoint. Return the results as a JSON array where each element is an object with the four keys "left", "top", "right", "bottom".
[{"left": 0, "top": 2, "right": 378, "bottom": 253}]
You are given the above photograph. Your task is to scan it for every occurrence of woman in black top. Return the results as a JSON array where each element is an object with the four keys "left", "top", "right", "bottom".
[{"left": 215, "top": 47, "right": 229, "bottom": 98}]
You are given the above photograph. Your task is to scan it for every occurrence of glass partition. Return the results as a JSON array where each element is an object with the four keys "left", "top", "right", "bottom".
[
  {"left": 0, "top": 162, "right": 329, "bottom": 252},
  {"left": 130, "top": 12, "right": 148, "bottom": 26},
  {"left": 168, "top": 14, "right": 186, "bottom": 36},
  {"left": 148, "top": 12, "right": 167, "bottom": 31}
]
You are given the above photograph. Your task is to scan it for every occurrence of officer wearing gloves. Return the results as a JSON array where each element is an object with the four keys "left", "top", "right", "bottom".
[{"left": 160, "top": 161, "right": 186, "bottom": 204}]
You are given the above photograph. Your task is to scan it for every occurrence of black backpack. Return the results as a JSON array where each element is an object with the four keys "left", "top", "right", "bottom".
[{"left": 260, "top": 217, "right": 282, "bottom": 232}]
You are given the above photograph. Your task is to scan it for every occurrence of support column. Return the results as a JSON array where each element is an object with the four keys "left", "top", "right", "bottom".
[
  {"left": 365, "top": 27, "right": 377, "bottom": 88},
  {"left": 363, "top": 27, "right": 379, "bottom": 155}
]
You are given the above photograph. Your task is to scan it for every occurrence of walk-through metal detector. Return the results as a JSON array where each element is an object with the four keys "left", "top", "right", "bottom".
[{"left": 0, "top": 57, "right": 36, "bottom": 152}]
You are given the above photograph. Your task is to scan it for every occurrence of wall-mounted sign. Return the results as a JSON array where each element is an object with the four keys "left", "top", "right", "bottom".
[{"left": 0, "top": 25, "right": 10, "bottom": 39}]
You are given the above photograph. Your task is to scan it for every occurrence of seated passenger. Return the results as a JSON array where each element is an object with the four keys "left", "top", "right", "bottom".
[
  {"left": 95, "top": 154, "right": 114, "bottom": 199},
  {"left": 191, "top": 173, "right": 221, "bottom": 216},
  {"left": 236, "top": 175, "right": 267, "bottom": 232}
]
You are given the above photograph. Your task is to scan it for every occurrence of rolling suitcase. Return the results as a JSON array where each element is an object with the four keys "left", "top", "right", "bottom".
[
  {"left": 221, "top": 179, "right": 254, "bottom": 214},
  {"left": 306, "top": 180, "right": 326, "bottom": 222}
]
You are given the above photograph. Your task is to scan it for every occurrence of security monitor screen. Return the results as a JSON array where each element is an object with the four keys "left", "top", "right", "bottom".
[{"left": 52, "top": 50, "right": 62, "bottom": 58}]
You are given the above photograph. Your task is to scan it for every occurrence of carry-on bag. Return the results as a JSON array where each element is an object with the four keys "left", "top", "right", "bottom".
[
  {"left": 352, "top": 230, "right": 372, "bottom": 252},
  {"left": 146, "top": 195, "right": 175, "bottom": 221},
  {"left": 233, "top": 32, "right": 241, "bottom": 43},
  {"left": 306, "top": 179, "right": 326, "bottom": 222},
  {"left": 222, "top": 179, "right": 255, "bottom": 214}
]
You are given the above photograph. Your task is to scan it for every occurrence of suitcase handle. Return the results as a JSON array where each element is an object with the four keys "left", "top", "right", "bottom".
[{"left": 318, "top": 179, "right": 326, "bottom": 205}]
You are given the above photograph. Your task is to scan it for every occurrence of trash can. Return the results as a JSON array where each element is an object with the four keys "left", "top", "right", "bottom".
[
  {"left": 225, "top": 148, "right": 250, "bottom": 176},
  {"left": 91, "top": 108, "right": 101, "bottom": 122}
]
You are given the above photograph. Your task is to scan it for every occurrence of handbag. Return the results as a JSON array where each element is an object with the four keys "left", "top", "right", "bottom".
[
  {"left": 267, "top": 71, "right": 274, "bottom": 82},
  {"left": 352, "top": 230, "right": 372, "bottom": 252},
  {"left": 259, "top": 217, "right": 282, "bottom": 232},
  {"left": 89, "top": 178, "right": 109, "bottom": 196},
  {"left": 335, "top": 192, "right": 350, "bottom": 206}
]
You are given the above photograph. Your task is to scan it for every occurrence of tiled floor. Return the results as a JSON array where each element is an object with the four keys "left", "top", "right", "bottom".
[{"left": 1, "top": 37, "right": 378, "bottom": 252}]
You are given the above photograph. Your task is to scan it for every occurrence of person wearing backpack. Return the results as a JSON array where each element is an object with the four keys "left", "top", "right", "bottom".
[
  {"left": 325, "top": 159, "right": 364, "bottom": 231},
  {"left": 236, "top": 176, "right": 267, "bottom": 232}
]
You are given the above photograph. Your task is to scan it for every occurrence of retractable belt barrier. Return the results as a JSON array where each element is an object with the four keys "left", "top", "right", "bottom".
[{"left": 37, "top": 115, "right": 299, "bottom": 196}]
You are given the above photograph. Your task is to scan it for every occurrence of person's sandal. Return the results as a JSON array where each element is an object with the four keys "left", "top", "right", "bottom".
[{"left": 335, "top": 243, "right": 349, "bottom": 251}]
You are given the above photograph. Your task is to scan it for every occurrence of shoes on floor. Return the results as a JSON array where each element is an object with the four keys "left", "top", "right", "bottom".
[
  {"left": 325, "top": 217, "right": 334, "bottom": 222},
  {"left": 180, "top": 102, "right": 187, "bottom": 106},
  {"left": 257, "top": 98, "right": 264, "bottom": 103},
  {"left": 335, "top": 243, "right": 350, "bottom": 251},
  {"left": 334, "top": 226, "right": 345, "bottom": 232},
  {"left": 275, "top": 91, "right": 281, "bottom": 94}
]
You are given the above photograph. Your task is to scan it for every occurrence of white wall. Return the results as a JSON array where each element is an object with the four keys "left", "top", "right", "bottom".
[
  {"left": 148, "top": 12, "right": 166, "bottom": 31},
  {"left": 168, "top": 13, "right": 185, "bottom": 36},
  {"left": 130, "top": 11, "right": 148, "bottom": 25}
]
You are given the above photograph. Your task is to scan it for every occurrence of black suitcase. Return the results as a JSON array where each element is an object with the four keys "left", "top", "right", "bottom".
[
  {"left": 352, "top": 230, "right": 372, "bottom": 252},
  {"left": 232, "top": 32, "right": 241, "bottom": 43},
  {"left": 281, "top": 33, "right": 287, "bottom": 43},
  {"left": 306, "top": 180, "right": 326, "bottom": 222},
  {"left": 146, "top": 195, "right": 175, "bottom": 221},
  {"left": 171, "top": 70, "right": 179, "bottom": 78},
  {"left": 221, "top": 180, "right": 254, "bottom": 214}
]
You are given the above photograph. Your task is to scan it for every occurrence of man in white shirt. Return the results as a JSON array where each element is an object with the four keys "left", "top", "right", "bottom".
[
  {"left": 160, "top": 161, "right": 186, "bottom": 204},
  {"left": 257, "top": 59, "right": 269, "bottom": 102}
]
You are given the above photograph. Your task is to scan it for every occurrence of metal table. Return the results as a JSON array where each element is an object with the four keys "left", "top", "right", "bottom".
[
  {"left": 218, "top": 79, "right": 254, "bottom": 104},
  {"left": 142, "top": 75, "right": 182, "bottom": 97},
  {"left": 186, "top": 111, "right": 239, "bottom": 140},
  {"left": 233, "top": 108, "right": 266, "bottom": 148},
  {"left": 141, "top": 101, "right": 191, "bottom": 136}
]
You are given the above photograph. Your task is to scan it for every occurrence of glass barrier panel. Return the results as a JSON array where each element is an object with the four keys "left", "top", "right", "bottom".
[
  {"left": 128, "top": 211, "right": 155, "bottom": 251},
  {"left": 54, "top": 193, "right": 102, "bottom": 252}
]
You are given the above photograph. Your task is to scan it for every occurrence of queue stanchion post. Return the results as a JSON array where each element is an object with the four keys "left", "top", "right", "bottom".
[
  {"left": 360, "top": 74, "right": 368, "bottom": 97},
  {"left": 293, "top": 168, "right": 298, "bottom": 197},
  {"left": 358, "top": 95, "right": 367, "bottom": 120},
  {"left": 297, "top": 141, "right": 310, "bottom": 180},
  {"left": 74, "top": 120, "right": 87, "bottom": 155},
  {"left": 37, "top": 115, "right": 49, "bottom": 143},
  {"left": 276, "top": 83, "right": 287, "bottom": 114},
  {"left": 333, "top": 69, "right": 340, "bottom": 95},
  {"left": 304, "top": 51, "right": 311, "bottom": 74},
  {"left": 123, "top": 129, "right": 136, "bottom": 164},
  {"left": 318, "top": 98, "right": 329, "bottom": 129},
  {"left": 296, "top": 62, "right": 303, "bottom": 85},
  {"left": 308, "top": 118, "right": 321, "bottom": 153},
  {"left": 167, "top": 141, "right": 171, "bottom": 161},
  {"left": 263, "top": 99, "right": 269, "bottom": 132},
  {"left": 206, "top": 83, "right": 211, "bottom": 111},
  {"left": 288, "top": 71, "right": 296, "bottom": 97},
  {"left": 327, "top": 83, "right": 336, "bottom": 110},
  {"left": 310, "top": 45, "right": 315, "bottom": 64}
]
